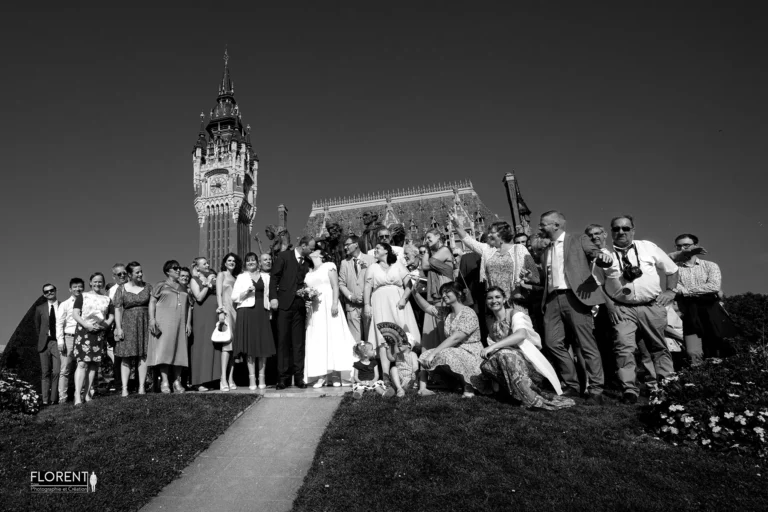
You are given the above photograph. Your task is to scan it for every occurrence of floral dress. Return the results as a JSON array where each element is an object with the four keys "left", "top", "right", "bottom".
[
  {"left": 73, "top": 292, "right": 114, "bottom": 364},
  {"left": 481, "top": 309, "right": 575, "bottom": 410},
  {"left": 418, "top": 305, "right": 489, "bottom": 393},
  {"left": 113, "top": 284, "right": 152, "bottom": 358}
]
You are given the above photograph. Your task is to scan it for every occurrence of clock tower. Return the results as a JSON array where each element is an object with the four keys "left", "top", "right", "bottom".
[{"left": 192, "top": 50, "right": 258, "bottom": 264}]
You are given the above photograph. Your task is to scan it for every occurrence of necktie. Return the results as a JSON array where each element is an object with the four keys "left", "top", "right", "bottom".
[
  {"left": 49, "top": 304, "right": 56, "bottom": 340},
  {"left": 353, "top": 257, "right": 359, "bottom": 277}
]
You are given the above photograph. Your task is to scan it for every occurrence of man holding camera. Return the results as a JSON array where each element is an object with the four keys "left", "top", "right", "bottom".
[{"left": 594, "top": 215, "right": 679, "bottom": 404}]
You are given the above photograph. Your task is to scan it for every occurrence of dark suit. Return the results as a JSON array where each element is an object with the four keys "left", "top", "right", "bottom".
[
  {"left": 270, "top": 249, "right": 310, "bottom": 382},
  {"left": 34, "top": 300, "right": 61, "bottom": 403},
  {"left": 541, "top": 233, "right": 607, "bottom": 395}
]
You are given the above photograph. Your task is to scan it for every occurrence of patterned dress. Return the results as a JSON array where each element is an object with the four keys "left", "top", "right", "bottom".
[
  {"left": 113, "top": 284, "right": 151, "bottom": 358},
  {"left": 418, "top": 305, "right": 489, "bottom": 393},
  {"left": 73, "top": 292, "right": 114, "bottom": 364},
  {"left": 481, "top": 309, "right": 575, "bottom": 410},
  {"left": 394, "top": 351, "right": 418, "bottom": 389},
  {"left": 147, "top": 281, "right": 189, "bottom": 367}
]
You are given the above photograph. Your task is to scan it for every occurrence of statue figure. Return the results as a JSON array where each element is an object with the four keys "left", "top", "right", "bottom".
[
  {"left": 325, "top": 222, "right": 345, "bottom": 269},
  {"left": 360, "top": 211, "right": 382, "bottom": 254},
  {"left": 276, "top": 226, "right": 292, "bottom": 255},
  {"left": 390, "top": 223, "right": 406, "bottom": 247}
]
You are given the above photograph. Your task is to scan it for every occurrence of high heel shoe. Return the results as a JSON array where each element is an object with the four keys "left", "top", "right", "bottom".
[
  {"left": 249, "top": 374, "right": 257, "bottom": 391},
  {"left": 220, "top": 380, "right": 230, "bottom": 392},
  {"left": 229, "top": 380, "right": 237, "bottom": 390},
  {"left": 313, "top": 378, "right": 326, "bottom": 388},
  {"left": 258, "top": 374, "right": 266, "bottom": 390}
]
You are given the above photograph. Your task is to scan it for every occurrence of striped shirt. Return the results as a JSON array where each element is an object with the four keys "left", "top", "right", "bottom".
[{"left": 676, "top": 259, "right": 721, "bottom": 296}]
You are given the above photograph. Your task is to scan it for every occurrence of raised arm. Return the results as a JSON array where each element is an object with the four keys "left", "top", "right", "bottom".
[{"left": 189, "top": 276, "right": 211, "bottom": 304}]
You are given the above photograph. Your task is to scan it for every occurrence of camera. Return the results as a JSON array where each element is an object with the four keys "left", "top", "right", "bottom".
[{"left": 622, "top": 265, "right": 643, "bottom": 282}]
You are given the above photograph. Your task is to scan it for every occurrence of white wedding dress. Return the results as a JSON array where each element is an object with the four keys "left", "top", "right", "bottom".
[{"left": 304, "top": 262, "right": 356, "bottom": 382}]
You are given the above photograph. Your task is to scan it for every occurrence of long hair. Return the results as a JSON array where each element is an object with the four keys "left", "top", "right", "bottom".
[
  {"left": 221, "top": 253, "right": 243, "bottom": 276},
  {"left": 378, "top": 243, "right": 398, "bottom": 265}
]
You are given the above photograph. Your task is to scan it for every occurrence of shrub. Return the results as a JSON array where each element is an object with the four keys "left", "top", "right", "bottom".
[
  {"left": 647, "top": 347, "right": 768, "bottom": 458},
  {"left": 0, "top": 370, "right": 40, "bottom": 415},
  {"left": 724, "top": 293, "right": 767, "bottom": 344}
]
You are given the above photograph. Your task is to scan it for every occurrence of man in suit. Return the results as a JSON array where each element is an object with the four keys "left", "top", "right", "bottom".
[
  {"left": 338, "top": 235, "right": 375, "bottom": 342},
  {"left": 34, "top": 283, "right": 61, "bottom": 405},
  {"left": 270, "top": 235, "right": 316, "bottom": 389},
  {"left": 539, "top": 210, "right": 613, "bottom": 404}
]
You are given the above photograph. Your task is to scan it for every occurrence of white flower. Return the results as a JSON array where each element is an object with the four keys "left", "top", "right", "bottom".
[
  {"left": 668, "top": 418, "right": 676, "bottom": 424},
  {"left": 755, "top": 427, "right": 765, "bottom": 436},
  {"left": 685, "top": 383, "right": 696, "bottom": 387},
  {"left": 702, "top": 439, "right": 711, "bottom": 446},
  {"left": 709, "top": 358, "right": 722, "bottom": 364},
  {"left": 745, "top": 410, "right": 754, "bottom": 417},
  {"left": 682, "top": 415, "right": 694, "bottom": 424},
  {"left": 710, "top": 416, "right": 720, "bottom": 423},
  {"left": 736, "top": 416, "right": 747, "bottom": 425},
  {"left": 725, "top": 412, "right": 735, "bottom": 419},
  {"left": 730, "top": 382, "right": 741, "bottom": 386},
  {"left": 727, "top": 393, "right": 740, "bottom": 398},
  {"left": 670, "top": 427, "right": 679, "bottom": 435},
  {"left": 669, "top": 404, "right": 684, "bottom": 412},
  {"left": 712, "top": 426, "right": 722, "bottom": 433},
  {"left": 747, "top": 382, "right": 755, "bottom": 385},
  {"left": 660, "top": 413, "right": 668, "bottom": 419},
  {"left": 661, "top": 426, "right": 669, "bottom": 432}
]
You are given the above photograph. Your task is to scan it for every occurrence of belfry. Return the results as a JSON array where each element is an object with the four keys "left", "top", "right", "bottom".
[{"left": 192, "top": 50, "right": 258, "bottom": 264}]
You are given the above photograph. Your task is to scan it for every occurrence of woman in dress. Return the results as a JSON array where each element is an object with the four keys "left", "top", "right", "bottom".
[
  {"left": 413, "top": 281, "right": 489, "bottom": 398},
  {"left": 480, "top": 286, "right": 575, "bottom": 410},
  {"left": 147, "top": 260, "right": 191, "bottom": 393},
  {"left": 420, "top": 228, "right": 454, "bottom": 350},
  {"left": 216, "top": 253, "right": 240, "bottom": 389},
  {"left": 449, "top": 212, "right": 538, "bottom": 310},
  {"left": 72, "top": 272, "right": 114, "bottom": 405},
  {"left": 113, "top": 261, "right": 151, "bottom": 397},
  {"left": 232, "top": 252, "right": 275, "bottom": 390},
  {"left": 364, "top": 243, "right": 421, "bottom": 379},
  {"left": 188, "top": 256, "right": 226, "bottom": 391},
  {"left": 304, "top": 249, "right": 356, "bottom": 387}
]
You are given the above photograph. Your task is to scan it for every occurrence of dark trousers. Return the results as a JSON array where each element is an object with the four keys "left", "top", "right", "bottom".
[
  {"left": 39, "top": 339, "right": 61, "bottom": 404},
  {"left": 543, "top": 290, "right": 604, "bottom": 394},
  {"left": 276, "top": 297, "right": 306, "bottom": 382}
]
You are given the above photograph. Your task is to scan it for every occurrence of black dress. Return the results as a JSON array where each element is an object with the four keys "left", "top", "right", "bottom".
[{"left": 233, "top": 278, "right": 276, "bottom": 358}]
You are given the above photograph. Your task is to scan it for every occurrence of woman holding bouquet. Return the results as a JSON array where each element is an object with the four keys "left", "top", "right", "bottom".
[
  {"left": 303, "top": 249, "right": 355, "bottom": 387},
  {"left": 364, "top": 243, "right": 422, "bottom": 380},
  {"left": 72, "top": 272, "right": 114, "bottom": 405}
]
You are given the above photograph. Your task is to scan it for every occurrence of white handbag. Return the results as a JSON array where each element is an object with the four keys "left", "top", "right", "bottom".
[{"left": 211, "top": 315, "right": 232, "bottom": 343}]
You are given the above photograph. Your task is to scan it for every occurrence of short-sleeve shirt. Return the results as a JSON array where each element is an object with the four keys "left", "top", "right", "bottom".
[
  {"left": 353, "top": 360, "right": 377, "bottom": 381},
  {"left": 595, "top": 240, "right": 678, "bottom": 304}
]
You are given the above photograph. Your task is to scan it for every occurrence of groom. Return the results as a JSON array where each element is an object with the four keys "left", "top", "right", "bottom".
[{"left": 270, "top": 235, "right": 316, "bottom": 389}]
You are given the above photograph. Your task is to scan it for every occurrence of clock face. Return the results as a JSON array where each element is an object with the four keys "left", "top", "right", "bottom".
[{"left": 210, "top": 176, "right": 227, "bottom": 195}]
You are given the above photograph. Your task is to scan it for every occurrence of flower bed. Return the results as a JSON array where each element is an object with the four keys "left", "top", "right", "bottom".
[
  {"left": 648, "top": 346, "right": 768, "bottom": 458},
  {"left": 0, "top": 370, "right": 40, "bottom": 415}
]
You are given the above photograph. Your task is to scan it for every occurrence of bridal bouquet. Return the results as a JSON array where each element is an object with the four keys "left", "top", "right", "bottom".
[{"left": 297, "top": 286, "right": 321, "bottom": 302}]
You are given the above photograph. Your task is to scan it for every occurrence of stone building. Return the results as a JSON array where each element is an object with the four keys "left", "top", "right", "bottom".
[
  {"left": 305, "top": 180, "right": 500, "bottom": 252},
  {"left": 192, "top": 50, "right": 258, "bottom": 265}
]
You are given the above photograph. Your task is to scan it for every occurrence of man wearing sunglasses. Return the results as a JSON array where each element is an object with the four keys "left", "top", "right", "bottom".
[
  {"left": 593, "top": 215, "right": 680, "bottom": 404},
  {"left": 339, "top": 235, "right": 375, "bottom": 342},
  {"left": 106, "top": 263, "right": 129, "bottom": 392},
  {"left": 367, "top": 227, "right": 407, "bottom": 266},
  {"left": 34, "top": 283, "right": 61, "bottom": 405}
]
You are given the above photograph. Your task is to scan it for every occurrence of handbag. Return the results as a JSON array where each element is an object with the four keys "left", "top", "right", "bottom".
[{"left": 211, "top": 314, "right": 232, "bottom": 343}]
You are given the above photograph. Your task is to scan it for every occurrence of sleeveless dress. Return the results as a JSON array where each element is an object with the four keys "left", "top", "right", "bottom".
[
  {"left": 233, "top": 276, "right": 276, "bottom": 358},
  {"left": 480, "top": 309, "right": 574, "bottom": 410},
  {"left": 73, "top": 292, "right": 114, "bottom": 364},
  {"left": 220, "top": 272, "right": 237, "bottom": 353},
  {"left": 113, "top": 284, "right": 151, "bottom": 358},
  {"left": 303, "top": 262, "right": 356, "bottom": 381},
  {"left": 366, "top": 262, "right": 422, "bottom": 348},
  {"left": 147, "top": 282, "right": 189, "bottom": 367},
  {"left": 418, "top": 305, "right": 489, "bottom": 393},
  {"left": 189, "top": 275, "right": 220, "bottom": 384}
]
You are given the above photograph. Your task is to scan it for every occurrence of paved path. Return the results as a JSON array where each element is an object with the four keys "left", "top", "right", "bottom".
[{"left": 141, "top": 393, "right": 343, "bottom": 512}]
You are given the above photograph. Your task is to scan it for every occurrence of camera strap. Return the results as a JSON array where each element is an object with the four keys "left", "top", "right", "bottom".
[{"left": 616, "top": 243, "right": 640, "bottom": 271}]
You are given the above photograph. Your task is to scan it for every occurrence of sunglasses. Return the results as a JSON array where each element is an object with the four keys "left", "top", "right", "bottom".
[
  {"left": 43, "top": 288, "right": 56, "bottom": 294},
  {"left": 115, "top": 271, "right": 128, "bottom": 277},
  {"left": 378, "top": 234, "right": 391, "bottom": 239},
  {"left": 611, "top": 226, "right": 633, "bottom": 233},
  {"left": 170, "top": 266, "right": 181, "bottom": 271}
]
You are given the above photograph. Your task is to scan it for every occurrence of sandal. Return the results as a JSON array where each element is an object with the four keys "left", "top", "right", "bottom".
[
  {"left": 220, "top": 380, "right": 230, "bottom": 392},
  {"left": 249, "top": 374, "right": 257, "bottom": 391}
]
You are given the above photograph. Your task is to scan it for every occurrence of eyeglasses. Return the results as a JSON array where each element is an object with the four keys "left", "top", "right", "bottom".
[
  {"left": 114, "top": 271, "right": 128, "bottom": 277},
  {"left": 170, "top": 266, "right": 181, "bottom": 271},
  {"left": 343, "top": 242, "right": 356, "bottom": 247},
  {"left": 378, "top": 234, "right": 391, "bottom": 239},
  {"left": 675, "top": 243, "right": 693, "bottom": 249},
  {"left": 43, "top": 288, "right": 56, "bottom": 294},
  {"left": 587, "top": 231, "right": 604, "bottom": 237},
  {"left": 611, "top": 226, "right": 633, "bottom": 233}
]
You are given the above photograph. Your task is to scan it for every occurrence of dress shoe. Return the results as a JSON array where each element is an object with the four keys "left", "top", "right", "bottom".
[
  {"left": 295, "top": 380, "right": 307, "bottom": 389},
  {"left": 622, "top": 392, "right": 638, "bottom": 405},
  {"left": 276, "top": 380, "right": 287, "bottom": 390},
  {"left": 313, "top": 378, "right": 326, "bottom": 388},
  {"left": 583, "top": 393, "right": 606, "bottom": 406},
  {"left": 561, "top": 388, "right": 580, "bottom": 399}
]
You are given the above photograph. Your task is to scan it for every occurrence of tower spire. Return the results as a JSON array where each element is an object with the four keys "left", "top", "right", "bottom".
[{"left": 219, "top": 48, "right": 234, "bottom": 96}]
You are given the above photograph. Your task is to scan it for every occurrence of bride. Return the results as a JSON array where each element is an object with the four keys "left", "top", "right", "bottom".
[{"left": 304, "top": 249, "right": 356, "bottom": 387}]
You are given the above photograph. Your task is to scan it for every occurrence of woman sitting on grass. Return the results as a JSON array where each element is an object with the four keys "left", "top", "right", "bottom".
[
  {"left": 351, "top": 342, "right": 393, "bottom": 399},
  {"left": 480, "top": 286, "right": 575, "bottom": 410},
  {"left": 380, "top": 323, "right": 420, "bottom": 397},
  {"left": 413, "top": 282, "right": 490, "bottom": 398}
]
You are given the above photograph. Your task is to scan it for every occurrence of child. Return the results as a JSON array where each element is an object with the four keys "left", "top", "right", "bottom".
[
  {"left": 385, "top": 336, "right": 420, "bottom": 397},
  {"left": 352, "top": 342, "right": 394, "bottom": 399}
]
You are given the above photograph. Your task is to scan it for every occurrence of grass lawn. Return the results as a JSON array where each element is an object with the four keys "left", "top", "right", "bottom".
[
  {"left": 0, "top": 393, "right": 259, "bottom": 512},
  {"left": 292, "top": 393, "right": 768, "bottom": 512}
]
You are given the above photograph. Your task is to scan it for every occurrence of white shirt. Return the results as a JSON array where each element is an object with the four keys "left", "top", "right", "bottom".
[
  {"left": 231, "top": 272, "right": 271, "bottom": 310},
  {"left": 367, "top": 245, "right": 407, "bottom": 267},
  {"left": 55, "top": 297, "right": 75, "bottom": 343},
  {"left": 547, "top": 231, "right": 568, "bottom": 290},
  {"left": 294, "top": 248, "right": 304, "bottom": 265},
  {"left": 594, "top": 240, "right": 678, "bottom": 304},
  {"left": 108, "top": 283, "right": 121, "bottom": 301}
]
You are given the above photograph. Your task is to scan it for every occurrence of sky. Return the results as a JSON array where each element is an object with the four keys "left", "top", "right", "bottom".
[{"left": 1, "top": 3, "right": 766, "bottom": 346}]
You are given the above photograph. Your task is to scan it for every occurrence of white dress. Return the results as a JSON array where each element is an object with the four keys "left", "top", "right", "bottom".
[{"left": 304, "top": 262, "right": 356, "bottom": 381}]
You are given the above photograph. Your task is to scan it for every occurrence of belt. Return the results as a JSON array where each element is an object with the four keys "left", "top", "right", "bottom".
[
  {"left": 614, "top": 298, "right": 657, "bottom": 307},
  {"left": 547, "top": 289, "right": 569, "bottom": 299}
]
